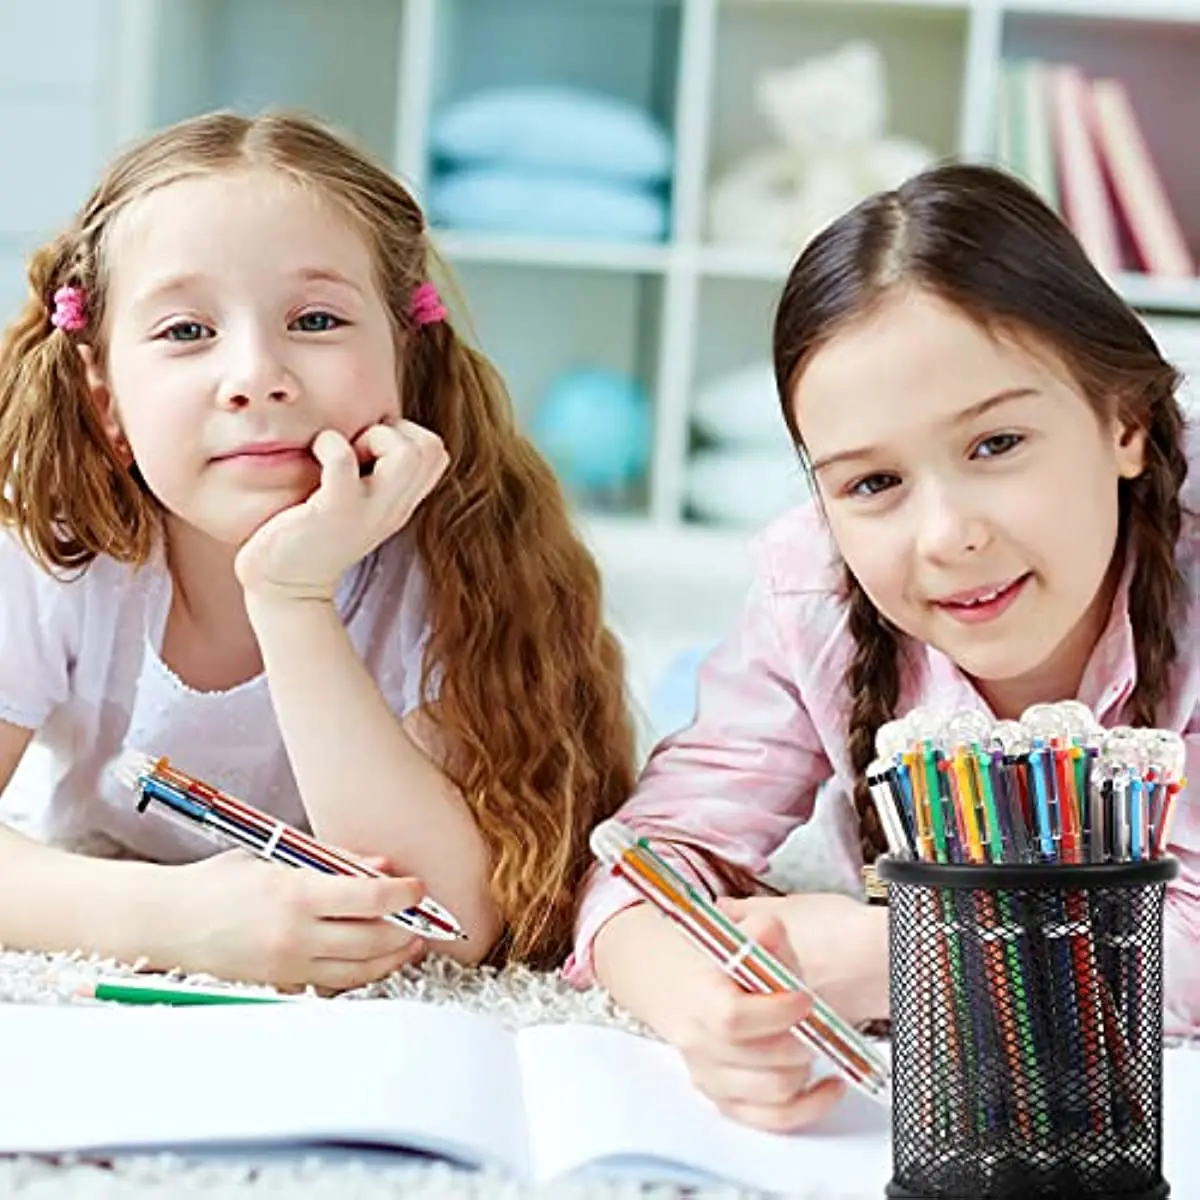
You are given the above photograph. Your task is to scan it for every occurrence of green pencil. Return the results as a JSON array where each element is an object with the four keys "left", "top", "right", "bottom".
[{"left": 79, "top": 976, "right": 294, "bottom": 1007}]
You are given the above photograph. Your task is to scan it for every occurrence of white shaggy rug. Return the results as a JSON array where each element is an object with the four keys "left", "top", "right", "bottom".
[{"left": 0, "top": 951, "right": 867, "bottom": 1200}]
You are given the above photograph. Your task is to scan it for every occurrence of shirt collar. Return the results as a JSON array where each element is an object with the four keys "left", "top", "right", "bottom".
[{"left": 1076, "top": 547, "right": 1137, "bottom": 720}]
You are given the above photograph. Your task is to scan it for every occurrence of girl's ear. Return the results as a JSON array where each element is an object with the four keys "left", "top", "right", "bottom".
[
  {"left": 77, "top": 344, "right": 133, "bottom": 467},
  {"left": 1111, "top": 415, "right": 1148, "bottom": 480}
]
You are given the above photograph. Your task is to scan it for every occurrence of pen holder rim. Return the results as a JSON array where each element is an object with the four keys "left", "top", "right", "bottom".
[{"left": 876, "top": 854, "right": 1178, "bottom": 890}]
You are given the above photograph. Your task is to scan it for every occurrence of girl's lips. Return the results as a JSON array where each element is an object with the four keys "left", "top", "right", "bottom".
[
  {"left": 212, "top": 443, "right": 311, "bottom": 467},
  {"left": 933, "top": 573, "right": 1031, "bottom": 625}
]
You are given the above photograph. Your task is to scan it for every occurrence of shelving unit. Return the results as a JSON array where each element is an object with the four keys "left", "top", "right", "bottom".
[{"left": 97, "top": 0, "right": 1200, "bottom": 656}]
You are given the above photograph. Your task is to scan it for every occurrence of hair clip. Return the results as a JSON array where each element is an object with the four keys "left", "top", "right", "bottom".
[
  {"left": 50, "top": 285, "right": 88, "bottom": 333},
  {"left": 409, "top": 281, "right": 447, "bottom": 328}
]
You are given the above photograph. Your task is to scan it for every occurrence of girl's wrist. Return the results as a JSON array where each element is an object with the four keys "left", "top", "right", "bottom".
[{"left": 243, "top": 591, "right": 338, "bottom": 638}]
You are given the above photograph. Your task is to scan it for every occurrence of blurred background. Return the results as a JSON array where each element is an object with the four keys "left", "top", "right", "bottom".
[{"left": 2, "top": 0, "right": 1199, "bottom": 749}]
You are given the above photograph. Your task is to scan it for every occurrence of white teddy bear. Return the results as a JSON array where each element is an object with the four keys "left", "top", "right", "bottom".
[{"left": 709, "top": 41, "right": 937, "bottom": 250}]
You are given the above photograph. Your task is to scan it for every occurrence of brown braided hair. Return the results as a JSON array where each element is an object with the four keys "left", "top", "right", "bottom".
[{"left": 773, "top": 163, "right": 1189, "bottom": 865}]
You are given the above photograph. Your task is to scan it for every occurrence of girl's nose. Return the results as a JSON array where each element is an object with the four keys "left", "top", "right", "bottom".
[
  {"left": 218, "top": 332, "right": 298, "bottom": 409},
  {"left": 915, "top": 489, "right": 991, "bottom": 562}
]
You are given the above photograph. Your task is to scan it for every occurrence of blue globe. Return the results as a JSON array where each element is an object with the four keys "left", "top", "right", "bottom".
[{"left": 530, "top": 368, "right": 652, "bottom": 494}]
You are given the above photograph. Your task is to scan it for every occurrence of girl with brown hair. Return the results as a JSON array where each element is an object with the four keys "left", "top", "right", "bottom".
[
  {"left": 0, "top": 110, "right": 635, "bottom": 989},
  {"left": 569, "top": 163, "right": 1199, "bottom": 1131}
]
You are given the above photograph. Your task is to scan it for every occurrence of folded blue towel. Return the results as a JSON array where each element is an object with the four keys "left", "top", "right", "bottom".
[
  {"left": 431, "top": 86, "right": 673, "bottom": 184},
  {"left": 430, "top": 168, "right": 669, "bottom": 242}
]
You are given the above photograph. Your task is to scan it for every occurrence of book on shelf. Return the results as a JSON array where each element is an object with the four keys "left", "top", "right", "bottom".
[
  {"left": 996, "top": 58, "right": 1195, "bottom": 281},
  {"left": 1049, "top": 62, "right": 1122, "bottom": 274},
  {"left": 999, "top": 58, "right": 1059, "bottom": 211},
  {"left": 1090, "top": 76, "right": 1194, "bottom": 280}
]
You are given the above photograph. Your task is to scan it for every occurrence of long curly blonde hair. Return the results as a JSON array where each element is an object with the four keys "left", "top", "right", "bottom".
[{"left": 0, "top": 111, "right": 637, "bottom": 968}]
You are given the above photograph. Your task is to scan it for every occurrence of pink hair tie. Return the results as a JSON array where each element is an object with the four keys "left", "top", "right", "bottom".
[
  {"left": 409, "top": 281, "right": 447, "bottom": 328},
  {"left": 50, "top": 285, "right": 88, "bottom": 333}
]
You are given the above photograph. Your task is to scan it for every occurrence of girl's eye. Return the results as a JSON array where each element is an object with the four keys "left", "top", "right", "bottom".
[
  {"left": 291, "top": 311, "right": 345, "bottom": 333},
  {"left": 973, "top": 432, "right": 1023, "bottom": 459},
  {"left": 847, "top": 473, "right": 900, "bottom": 498},
  {"left": 160, "top": 320, "right": 212, "bottom": 343}
]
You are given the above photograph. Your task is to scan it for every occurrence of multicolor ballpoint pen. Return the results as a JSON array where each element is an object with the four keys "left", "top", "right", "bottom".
[
  {"left": 113, "top": 751, "right": 466, "bottom": 943},
  {"left": 590, "top": 819, "right": 891, "bottom": 1105}
]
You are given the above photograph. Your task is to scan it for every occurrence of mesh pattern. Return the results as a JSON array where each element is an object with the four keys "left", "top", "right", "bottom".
[{"left": 884, "top": 871, "right": 1169, "bottom": 1200}]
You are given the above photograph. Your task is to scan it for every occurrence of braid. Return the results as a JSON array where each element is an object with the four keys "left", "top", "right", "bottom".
[
  {"left": 1124, "top": 397, "right": 1188, "bottom": 727},
  {"left": 843, "top": 568, "right": 902, "bottom": 863}
]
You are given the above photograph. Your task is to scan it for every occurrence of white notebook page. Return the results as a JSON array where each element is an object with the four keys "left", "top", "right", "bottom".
[
  {"left": 516, "top": 1022, "right": 891, "bottom": 1192},
  {"left": 0, "top": 999, "right": 527, "bottom": 1175}
]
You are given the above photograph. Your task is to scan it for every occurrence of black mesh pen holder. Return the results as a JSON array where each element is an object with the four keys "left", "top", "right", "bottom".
[{"left": 878, "top": 856, "right": 1178, "bottom": 1200}]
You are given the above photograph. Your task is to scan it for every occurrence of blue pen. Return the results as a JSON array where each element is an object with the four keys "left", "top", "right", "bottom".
[
  {"left": 1028, "top": 741, "right": 1056, "bottom": 861},
  {"left": 1129, "top": 775, "right": 1144, "bottom": 861},
  {"left": 895, "top": 757, "right": 916, "bottom": 839}
]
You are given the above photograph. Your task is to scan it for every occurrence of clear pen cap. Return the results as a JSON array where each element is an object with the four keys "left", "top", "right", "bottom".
[
  {"left": 1140, "top": 729, "right": 1186, "bottom": 781},
  {"left": 590, "top": 818, "right": 637, "bottom": 867},
  {"left": 875, "top": 719, "right": 910, "bottom": 759}
]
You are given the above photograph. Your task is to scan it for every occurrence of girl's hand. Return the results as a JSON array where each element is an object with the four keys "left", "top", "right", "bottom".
[
  {"left": 718, "top": 893, "right": 889, "bottom": 1027},
  {"left": 234, "top": 422, "right": 449, "bottom": 604},
  {"left": 161, "top": 850, "right": 428, "bottom": 992},
  {"left": 594, "top": 903, "right": 845, "bottom": 1133}
]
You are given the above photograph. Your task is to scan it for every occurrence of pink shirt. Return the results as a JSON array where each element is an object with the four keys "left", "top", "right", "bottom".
[{"left": 567, "top": 500, "right": 1200, "bottom": 1035}]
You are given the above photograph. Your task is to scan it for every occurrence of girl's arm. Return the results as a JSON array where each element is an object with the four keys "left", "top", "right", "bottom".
[
  {"left": 0, "top": 719, "right": 431, "bottom": 987},
  {"left": 570, "top": 563, "right": 835, "bottom": 988},
  {"left": 246, "top": 596, "right": 500, "bottom": 964},
  {"left": 1163, "top": 729, "right": 1200, "bottom": 1035},
  {"left": 0, "top": 719, "right": 183, "bottom": 961}
]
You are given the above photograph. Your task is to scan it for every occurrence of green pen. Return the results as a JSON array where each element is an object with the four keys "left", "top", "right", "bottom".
[
  {"left": 922, "top": 740, "right": 947, "bottom": 861},
  {"left": 974, "top": 745, "right": 1006, "bottom": 864},
  {"left": 78, "top": 976, "right": 296, "bottom": 1007}
]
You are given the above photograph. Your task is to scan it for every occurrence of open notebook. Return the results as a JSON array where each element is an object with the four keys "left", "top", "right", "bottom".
[
  {"left": 0, "top": 997, "right": 889, "bottom": 1192},
  {"left": 1, "top": 999, "right": 1197, "bottom": 1194}
]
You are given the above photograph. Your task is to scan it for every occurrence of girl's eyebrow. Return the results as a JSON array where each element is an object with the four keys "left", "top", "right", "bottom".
[
  {"left": 291, "top": 267, "right": 364, "bottom": 296},
  {"left": 132, "top": 272, "right": 206, "bottom": 312},
  {"left": 809, "top": 387, "right": 1039, "bottom": 475},
  {"left": 130, "top": 267, "right": 365, "bottom": 314}
]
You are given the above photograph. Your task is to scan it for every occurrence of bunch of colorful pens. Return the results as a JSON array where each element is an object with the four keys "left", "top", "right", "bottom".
[
  {"left": 866, "top": 701, "right": 1185, "bottom": 869},
  {"left": 112, "top": 750, "right": 466, "bottom": 943},
  {"left": 590, "top": 819, "right": 892, "bottom": 1105},
  {"left": 871, "top": 701, "right": 1184, "bottom": 1148}
]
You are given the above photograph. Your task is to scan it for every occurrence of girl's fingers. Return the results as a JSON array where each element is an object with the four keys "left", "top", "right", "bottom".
[
  {"left": 690, "top": 1057, "right": 815, "bottom": 1107},
  {"left": 355, "top": 420, "right": 442, "bottom": 471},
  {"left": 308, "top": 914, "right": 423, "bottom": 963},
  {"left": 715, "top": 1077, "right": 847, "bottom": 1135},
  {"left": 734, "top": 910, "right": 804, "bottom": 978},
  {"left": 309, "top": 429, "right": 363, "bottom": 509},
  {"left": 299, "top": 871, "right": 426, "bottom": 920},
  {"left": 309, "top": 940, "right": 427, "bottom": 993},
  {"left": 716, "top": 896, "right": 756, "bottom": 921},
  {"left": 352, "top": 422, "right": 406, "bottom": 462},
  {"left": 355, "top": 422, "right": 448, "bottom": 514},
  {"left": 696, "top": 984, "right": 812, "bottom": 1043},
  {"left": 692, "top": 1027, "right": 815, "bottom": 1071}
]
